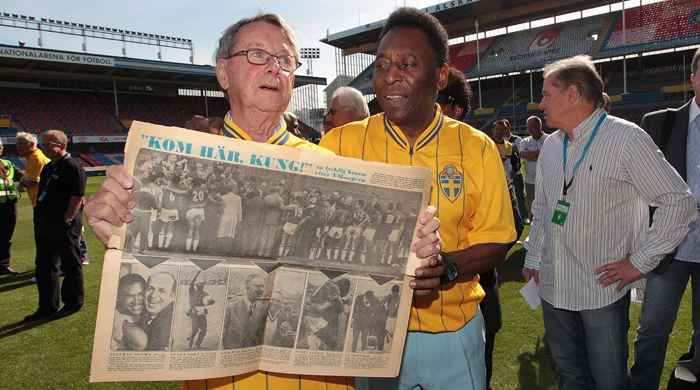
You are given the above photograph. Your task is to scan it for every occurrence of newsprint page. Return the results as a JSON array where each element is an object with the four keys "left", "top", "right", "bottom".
[{"left": 90, "top": 121, "right": 433, "bottom": 382}]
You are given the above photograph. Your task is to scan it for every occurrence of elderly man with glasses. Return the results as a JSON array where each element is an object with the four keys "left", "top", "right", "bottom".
[{"left": 84, "top": 12, "right": 442, "bottom": 390}]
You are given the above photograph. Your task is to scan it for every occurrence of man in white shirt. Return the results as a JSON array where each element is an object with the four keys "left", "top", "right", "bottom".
[
  {"left": 519, "top": 116, "right": 548, "bottom": 222},
  {"left": 522, "top": 55, "right": 696, "bottom": 390}
]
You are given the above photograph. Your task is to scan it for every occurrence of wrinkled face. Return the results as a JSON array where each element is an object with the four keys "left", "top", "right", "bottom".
[
  {"left": 540, "top": 75, "right": 569, "bottom": 130},
  {"left": 15, "top": 138, "right": 33, "bottom": 157},
  {"left": 527, "top": 119, "right": 543, "bottom": 138},
  {"left": 374, "top": 27, "right": 446, "bottom": 130},
  {"left": 216, "top": 22, "right": 295, "bottom": 117},
  {"left": 119, "top": 282, "right": 145, "bottom": 316},
  {"left": 327, "top": 96, "right": 356, "bottom": 128},
  {"left": 145, "top": 273, "right": 175, "bottom": 316},
  {"left": 492, "top": 124, "right": 506, "bottom": 142},
  {"left": 246, "top": 276, "right": 265, "bottom": 302}
]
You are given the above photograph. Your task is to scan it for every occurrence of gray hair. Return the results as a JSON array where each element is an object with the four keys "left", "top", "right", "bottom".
[
  {"left": 543, "top": 55, "right": 605, "bottom": 109},
  {"left": 332, "top": 87, "right": 370, "bottom": 119},
  {"left": 526, "top": 116, "right": 542, "bottom": 126},
  {"left": 42, "top": 129, "right": 68, "bottom": 146},
  {"left": 213, "top": 13, "right": 300, "bottom": 63},
  {"left": 15, "top": 131, "right": 38, "bottom": 145}
]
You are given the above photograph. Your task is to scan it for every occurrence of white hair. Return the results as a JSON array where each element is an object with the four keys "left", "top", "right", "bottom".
[
  {"left": 15, "top": 131, "right": 38, "bottom": 145},
  {"left": 332, "top": 87, "right": 370, "bottom": 119}
]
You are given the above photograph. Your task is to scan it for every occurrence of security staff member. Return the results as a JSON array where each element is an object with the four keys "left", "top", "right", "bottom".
[
  {"left": 0, "top": 139, "right": 19, "bottom": 275},
  {"left": 24, "top": 130, "right": 87, "bottom": 321}
]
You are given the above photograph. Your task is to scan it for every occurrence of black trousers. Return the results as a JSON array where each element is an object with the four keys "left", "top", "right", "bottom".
[
  {"left": 34, "top": 212, "right": 84, "bottom": 312},
  {"left": 0, "top": 200, "right": 17, "bottom": 268}
]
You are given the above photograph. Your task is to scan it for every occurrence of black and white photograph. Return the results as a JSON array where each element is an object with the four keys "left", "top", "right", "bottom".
[
  {"left": 111, "top": 262, "right": 179, "bottom": 352},
  {"left": 297, "top": 273, "right": 356, "bottom": 352},
  {"left": 124, "top": 148, "right": 423, "bottom": 276},
  {"left": 92, "top": 123, "right": 429, "bottom": 381},
  {"left": 346, "top": 280, "right": 402, "bottom": 354},
  {"left": 171, "top": 266, "right": 228, "bottom": 351}
]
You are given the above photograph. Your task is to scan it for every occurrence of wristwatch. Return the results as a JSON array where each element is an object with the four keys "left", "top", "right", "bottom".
[
  {"left": 64, "top": 217, "right": 73, "bottom": 225},
  {"left": 438, "top": 252, "right": 459, "bottom": 285}
]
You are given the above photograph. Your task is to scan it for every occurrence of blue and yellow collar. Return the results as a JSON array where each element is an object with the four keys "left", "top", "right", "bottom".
[{"left": 220, "top": 111, "right": 290, "bottom": 146}]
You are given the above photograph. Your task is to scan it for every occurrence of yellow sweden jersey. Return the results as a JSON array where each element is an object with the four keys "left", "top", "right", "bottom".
[
  {"left": 185, "top": 113, "right": 352, "bottom": 390},
  {"left": 320, "top": 105, "right": 516, "bottom": 333}
]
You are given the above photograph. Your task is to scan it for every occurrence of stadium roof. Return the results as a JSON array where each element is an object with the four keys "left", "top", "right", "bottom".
[
  {"left": 322, "top": 0, "right": 615, "bottom": 55},
  {"left": 0, "top": 44, "right": 326, "bottom": 88}
]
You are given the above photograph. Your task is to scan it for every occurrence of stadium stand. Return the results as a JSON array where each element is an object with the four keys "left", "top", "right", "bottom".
[
  {"left": 599, "top": 0, "right": 700, "bottom": 53},
  {"left": 97, "top": 94, "right": 229, "bottom": 127},
  {"left": 470, "top": 14, "right": 608, "bottom": 76},
  {"left": 0, "top": 88, "right": 117, "bottom": 135},
  {"left": 448, "top": 37, "right": 496, "bottom": 73}
]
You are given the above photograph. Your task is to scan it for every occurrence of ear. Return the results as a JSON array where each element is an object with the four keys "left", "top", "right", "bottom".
[
  {"left": 437, "top": 64, "right": 449, "bottom": 91},
  {"left": 216, "top": 58, "right": 230, "bottom": 91},
  {"left": 566, "top": 85, "right": 580, "bottom": 103}
]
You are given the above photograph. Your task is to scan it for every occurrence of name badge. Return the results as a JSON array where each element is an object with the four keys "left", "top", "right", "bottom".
[{"left": 551, "top": 200, "right": 570, "bottom": 226}]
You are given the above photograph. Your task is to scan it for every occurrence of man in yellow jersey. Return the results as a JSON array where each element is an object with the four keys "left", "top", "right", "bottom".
[
  {"left": 320, "top": 8, "right": 516, "bottom": 390},
  {"left": 84, "top": 12, "right": 441, "bottom": 390},
  {"left": 16, "top": 132, "right": 51, "bottom": 251}
]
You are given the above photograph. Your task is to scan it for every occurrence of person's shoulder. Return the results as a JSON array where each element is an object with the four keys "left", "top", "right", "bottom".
[
  {"left": 286, "top": 134, "right": 335, "bottom": 155},
  {"left": 442, "top": 116, "right": 494, "bottom": 144}
]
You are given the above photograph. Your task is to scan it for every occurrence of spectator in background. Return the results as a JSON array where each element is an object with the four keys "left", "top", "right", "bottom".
[
  {"left": 327, "top": 86, "right": 370, "bottom": 128},
  {"left": 0, "top": 139, "right": 19, "bottom": 275},
  {"left": 436, "top": 67, "right": 471, "bottom": 121},
  {"left": 630, "top": 47, "right": 700, "bottom": 390},
  {"left": 522, "top": 55, "right": 695, "bottom": 389},
  {"left": 16, "top": 132, "right": 50, "bottom": 265},
  {"left": 492, "top": 120, "right": 521, "bottom": 189},
  {"left": 24, "top": 130, "right": 87, "bottom": 321},
  {"left": 283, "top": 110, "right": 301, "bottom": 136},
  {"left": 322, "top": 113, "right": 333, "bottom": 133},
  {"left": 519, "top": 116, "right": 549, "bottom": 222},
  {"left": 502, "top": 119, "right": 529, "bottom": 225}
]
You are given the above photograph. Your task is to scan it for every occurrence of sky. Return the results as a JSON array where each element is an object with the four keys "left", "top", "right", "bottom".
[{"left": 0, "top": 0, "right": 442, "bottom": 85}]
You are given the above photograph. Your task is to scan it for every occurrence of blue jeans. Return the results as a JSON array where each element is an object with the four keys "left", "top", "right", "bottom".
[
  {"left": 357, "top": 309, "right": 485, "bottom": 390},
  {"left": 542, "top": 294, "right": 631, "bottom": 390},
  {"left": 630, "top": 260, "right": 700, "bottom": 390}
]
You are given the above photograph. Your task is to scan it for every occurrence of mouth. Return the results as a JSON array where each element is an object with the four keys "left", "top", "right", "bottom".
[
  {"left": 383, "top": 95, "right": 405, "bottom": 100},
  {"left": 260, "top": 84, "right": 279, "bottom": 91}
]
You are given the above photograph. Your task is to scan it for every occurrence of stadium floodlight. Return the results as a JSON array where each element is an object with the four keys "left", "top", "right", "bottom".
[{"left": 300, "top": 48, "right": 320, "bottom": 59}]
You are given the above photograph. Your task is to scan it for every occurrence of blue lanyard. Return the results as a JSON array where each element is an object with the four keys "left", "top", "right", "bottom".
[{"left": 562, "top": 113, "right": 607, "bottom": 200}]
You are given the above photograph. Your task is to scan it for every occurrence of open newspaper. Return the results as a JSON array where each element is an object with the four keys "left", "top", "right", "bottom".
[{"left": 90, "top": 121, "right": 433, "bottom": 382}]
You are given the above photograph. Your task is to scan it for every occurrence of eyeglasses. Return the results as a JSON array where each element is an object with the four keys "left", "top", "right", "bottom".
[
  {"left": 436, "top": 93, "right": 455, "bottom": 105},
  {"left": 328, "top": 105, "right": 348, "bottom": 116},
  {"left": 225, "top": 48, "right": 301, "bottom": 73}
]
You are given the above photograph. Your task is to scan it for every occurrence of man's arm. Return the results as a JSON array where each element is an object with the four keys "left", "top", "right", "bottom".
[
  {"left": 448, "top": 243, "right": 508, "bottom": 281},
  {"left": 65, "top": 196, "right": 84, "bottom": 222},
  {"left": 522, "top": 146, "right": 548, "bottom": 285},
  {"left": 519, "top": 150, "right": 539, "bottom": 160}
]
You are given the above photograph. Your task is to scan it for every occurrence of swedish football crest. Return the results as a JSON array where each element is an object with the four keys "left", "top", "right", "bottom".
[{"left": 439, "top": 164, "right": 462, "bottom": 202}]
